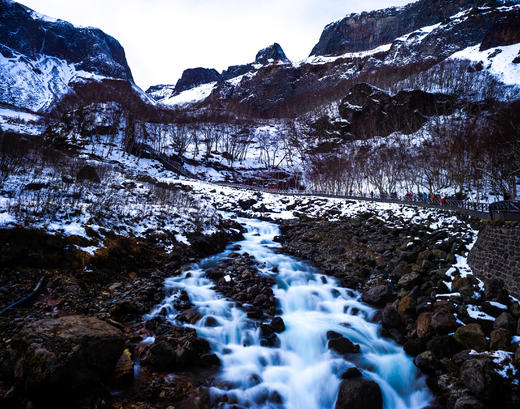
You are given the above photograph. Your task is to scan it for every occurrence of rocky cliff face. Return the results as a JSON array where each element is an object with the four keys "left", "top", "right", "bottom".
[
  {"left": 174, "top": 67, "right": 221, "bottom": 93},
  {"left": 0, "top": 0, "right": 134, "bottom": 111},
  {"left": 255, "top": 43, "right": 291, "bottom": 65},
  {"left": 337, "top": 83, "right": 456, "bottom": 139},
  {"left": 309, "top": 0, "right": 495, "bottom": 57},
  {"left": 0, "top": 0, "right": 132, "bottom": 80}
]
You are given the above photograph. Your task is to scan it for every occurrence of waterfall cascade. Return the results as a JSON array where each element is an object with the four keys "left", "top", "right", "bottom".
[{"left": 148, "top": 218, "right": 432, "bottom": 409}]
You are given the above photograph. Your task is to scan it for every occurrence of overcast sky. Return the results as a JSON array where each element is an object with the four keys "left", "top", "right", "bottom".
[{"left": 21, "top": 0, "right": 412, "bottom": 89}]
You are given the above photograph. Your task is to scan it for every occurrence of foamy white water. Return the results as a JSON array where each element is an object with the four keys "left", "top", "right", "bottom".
[{"left": 148, "top": 218, "right": 432, "bottom": 409}]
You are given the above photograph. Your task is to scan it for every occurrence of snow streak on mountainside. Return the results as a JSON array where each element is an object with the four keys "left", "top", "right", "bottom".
[{"left": 0, "top": 0, "right": 134, "bottom": 112}]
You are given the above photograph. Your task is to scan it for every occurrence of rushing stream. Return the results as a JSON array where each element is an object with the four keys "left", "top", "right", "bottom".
[{"left": 148, "top": 218, "right": 432, "bottom": 409}]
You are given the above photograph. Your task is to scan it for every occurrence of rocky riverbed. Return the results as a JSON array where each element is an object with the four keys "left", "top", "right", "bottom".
[
  {"left": 1, "top": 198, "right": 519, "bottom": 409},
  {"left": 279, "top": 213, "right": 520, "bottom": 409}
]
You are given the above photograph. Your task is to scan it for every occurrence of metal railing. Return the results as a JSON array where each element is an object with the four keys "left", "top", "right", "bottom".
[{"left": 215, "top": 182, "right": 491, "bottom": 216}]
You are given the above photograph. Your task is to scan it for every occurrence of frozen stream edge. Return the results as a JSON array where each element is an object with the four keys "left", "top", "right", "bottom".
[{"left": 147, "top": 218, "right": 432, "bottom": 409}]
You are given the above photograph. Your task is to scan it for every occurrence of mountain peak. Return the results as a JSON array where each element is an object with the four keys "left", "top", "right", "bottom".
[{"left": 255, "top": 43, "right": 290, "bottom": 65}]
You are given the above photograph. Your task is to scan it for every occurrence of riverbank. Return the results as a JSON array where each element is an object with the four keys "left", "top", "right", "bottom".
[{"left": 0, "top": 220, "right": 244, "bottom": 409}]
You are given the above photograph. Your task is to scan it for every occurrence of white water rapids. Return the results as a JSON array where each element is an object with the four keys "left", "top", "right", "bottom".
[{"left": 148, "top": 218, "right": 432, "bottom": 409}]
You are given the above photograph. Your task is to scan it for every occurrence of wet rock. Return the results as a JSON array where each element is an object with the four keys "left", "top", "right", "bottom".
[
  {"left": 362, "top": 285, "right": 393, "bottom": 306},
  {"left": 10, "top": 316, "right": 124, "bottom": 403},
  {"left": 489, "top": 328, "right": 510, "bottom": 350},
  {"left": 253, "top": 294, "right": 269, "bottom": 306},
  {"left": 177, "top": 308, "right": 202, "bottom": 324},
  {"left": 260, "top": 333, "right": 280, "bottom": 348},
  {"left": 328, "top": 335, "right": 360, "bottom": 355},
  {"left": 335, "top": 377, "right": 383, "bottom": 409},
  {"left": 145, "top": 339, "right": 177, "bottom": 371},
  {"left": 398, "top": 296, "right": 416, "bottom": 320},
  {"left": 460, "top": 358, "right": 501, "bottom": 401},
  {"left": 204, "top": 316, "right": 219, "bottom": 327},
  {"left": 403, "top": 338, "right": 424, "bottom": 356},
  {"left": 426, "top": 335, "right": 461, "bottom": 358},
  {"left": 270, "top": 317, "right": 285, "bottom": 333},
  {"left": 454, "top": 324, "right": 487, "bottom": 352},
  {"left": 341, "top": 367, "right": 362, "bottom": 379},
  {"left": 144, "top": 328, "right": 218, "bottom": 372}
]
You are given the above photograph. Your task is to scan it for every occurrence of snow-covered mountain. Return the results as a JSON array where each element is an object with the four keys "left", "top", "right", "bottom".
[
  {"left": 0, "top": 0, "right": 134, "bottom": 112},
  {"left": 146, "top": 43, "right": 293, "bottom": 108},
  {"left": 146, "top": 0, "right": 520, "bottom": 116}
]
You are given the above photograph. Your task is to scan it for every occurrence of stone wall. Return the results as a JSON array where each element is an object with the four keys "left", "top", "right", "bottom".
[{"left": 468, "top": 224, "right": 520, "bottom": 298}]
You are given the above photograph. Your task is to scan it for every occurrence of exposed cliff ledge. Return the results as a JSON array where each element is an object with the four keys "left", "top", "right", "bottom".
[{"left": 310, "top": 0, "right": 497, "bottom": 57}]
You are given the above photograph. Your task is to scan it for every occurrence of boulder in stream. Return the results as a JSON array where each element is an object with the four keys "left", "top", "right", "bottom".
[{"left": 335, "top": 377, "right": 383, "bottom": 409}]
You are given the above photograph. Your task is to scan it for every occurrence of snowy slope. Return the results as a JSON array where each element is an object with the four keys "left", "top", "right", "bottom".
[
  {"left": 0, "top": 47, "right": 106, "bottom": 112},
  {"left": 160, "top": 82, "right": 217, "bottom": 107},
  {"left": 449, "top": 43, "right": 520, "bottom": 86}
]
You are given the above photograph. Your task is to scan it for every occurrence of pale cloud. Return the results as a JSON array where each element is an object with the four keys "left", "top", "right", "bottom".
[{"left": 19, "top": 0, "right": 412, "bottom": 89}]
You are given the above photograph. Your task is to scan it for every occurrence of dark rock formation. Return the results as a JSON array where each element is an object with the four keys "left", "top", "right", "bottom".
[
  {"left": 221, "top": 63, "right": 256, "bottom": 81},
  {"left": 145, "top": 83, "right": 176, "bottom": 100},
  {"left": 174, "top": 67, "right": 221, "bottom": 93},
  {"left": 0, "top": 0, "right": 132, "bottom": 80},
  {"left": 362, "top": 284, "right": 393, "bottom": 306},
  {"left": 337, "top": 83, "right": 456, "bottom": 139},
  {"left": 480, "top": 10, "right": 520, "bottom": 50},
  {"left": 8, "top": 316, "right": 124, "bottom": 404},
  {"left": 146, "top": 3, "right": 518, "bottom": 116},
  {"left": 255, "top": 43, "right": 290, "bottom": 65},
  {"left": 310, "top": 0, "right": 493, "bottom": 57}
]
